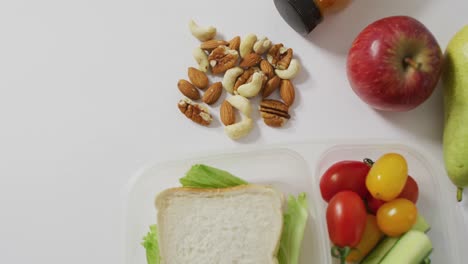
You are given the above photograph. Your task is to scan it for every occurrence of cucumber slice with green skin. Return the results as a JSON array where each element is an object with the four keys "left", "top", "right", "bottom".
[
  {"left": 360, "top": 237, "right": 398, "bottom": 264},
  {"left": 413, "top": 214, "right": 431, "bottom": 233},
  {"left": 360, "top": 215, "right": 431, "bottom": 264},
  {"left": 380, "top": 230, "right": 432, "bottom": 264}
]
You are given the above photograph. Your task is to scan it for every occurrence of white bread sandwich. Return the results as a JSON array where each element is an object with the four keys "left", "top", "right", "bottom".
[
  {"left": 141, "top": 164, "right": 308, "bottom": 264},
  {"left": 155, "top": 185, "right": 284, "bottom": 264}
]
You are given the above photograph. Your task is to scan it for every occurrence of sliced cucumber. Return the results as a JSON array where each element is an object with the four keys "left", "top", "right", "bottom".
[
  {"left": 380, "top": 230, "right": 432, "bottom": 264},
  {"left": 360, "top": 237, "right": 398, "bottom": 264},
  {"left": 413, "top": 214, "right": 431, "bottom": 233},
  {"left": 360, "top": 215, "right": 431, "bottom": 264}
]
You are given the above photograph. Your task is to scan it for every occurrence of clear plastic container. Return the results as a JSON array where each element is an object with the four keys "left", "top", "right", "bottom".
[
  {"left": 124, "top": 141, "right": 466, "bottom": 263},
  {"left": 313, "top": 143, "right": 465, "bottom": 263}
]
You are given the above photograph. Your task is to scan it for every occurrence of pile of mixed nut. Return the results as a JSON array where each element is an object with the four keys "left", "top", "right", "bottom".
[{"left": 178, "top": 19, "right": 301, "bottom": 140}]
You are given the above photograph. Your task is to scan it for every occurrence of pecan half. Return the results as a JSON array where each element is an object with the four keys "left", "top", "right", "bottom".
[
  {"left": 208, "top": 46, "right": 239, "bottom": 75},
  {"left": 267, "top": 44, "right": 284, "bottom": 67},
  {"left": 267, "top": 44, "right": 293, "bottom": 69},
  {"left": 178, "top": 98, "right": 212, "bottom": 126},
  {"left": 233, "top": 67, "right": 256, "bottom": 92},
  {"left": 277, "top": 48, "right": 293, "bottom": 70},
  {"left": 260, "top": 99, "right": 290, "bottom": 127}
]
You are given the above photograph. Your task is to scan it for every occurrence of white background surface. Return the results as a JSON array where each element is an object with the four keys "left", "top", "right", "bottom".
[{"left": 1, "top": 0, "right": 467, "bottom": 263}]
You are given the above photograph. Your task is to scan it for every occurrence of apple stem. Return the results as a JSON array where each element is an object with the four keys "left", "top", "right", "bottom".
[{"left": 404, "top": 57, "right": 421, "bottom": 70}]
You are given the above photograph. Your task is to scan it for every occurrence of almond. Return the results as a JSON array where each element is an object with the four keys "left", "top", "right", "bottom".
[
  {"left": 228, "top": 36, "right": 241, "bottom": 51},
  {"left": 202, "top": 82, "right": 223, "bottom": 105},
  {"left": 239, "top": 53, "right": 262, "bottom": 68},
  {"left": 220, "top": 100, "right": 235, "bottom": 126},
  {"left": 188, "top": 67, "right": 209, "bottom": 89},
  {"left": 280, "top": 79, "right": 295, "bottom": 106},
  {"left": 200, "top": 39, "right": 229, "bottom": 51},
  {"left": 260, "top": 60, "right": 274, "bottom": 79},
  {"left": 263, "top": 76, "right": 281, "bottom": 98},
  {"left": 178, "top": 79, "right": 200, "bottom": 100}
]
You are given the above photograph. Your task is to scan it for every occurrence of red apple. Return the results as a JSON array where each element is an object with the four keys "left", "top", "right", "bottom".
[{"left": 347, "top": 16, "right": 443, "bottom": 111}]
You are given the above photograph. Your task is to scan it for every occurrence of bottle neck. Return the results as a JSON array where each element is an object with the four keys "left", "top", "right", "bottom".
[
  {"left": 314, "top": 0, "right": 350, "bottom": 14},
  {"left": 315, "top": 0, "right": 336, "bottom": 11}
]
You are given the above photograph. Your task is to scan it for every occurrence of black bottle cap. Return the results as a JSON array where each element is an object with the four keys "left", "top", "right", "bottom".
[{"left": 273, "top": 0, "right": 324, "bottom": 35}]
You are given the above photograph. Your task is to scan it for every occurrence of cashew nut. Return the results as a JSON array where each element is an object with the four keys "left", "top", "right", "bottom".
[
  {"left": 224, "top": 118, "right": 254, "bottom": 140},
  {"left": 239, "top": 33, "right": 257, "bottom": 58},
  {"left": 253, "top": 37, "right": 272, "bottom": 55},
  {"left": 275, "top": 59, "right": 301, "bottom": 80},
  {"left": 188, "top": 19, "right": 216, "bottom": 41},
  {"left": 226, "top": 95, "right": 252, "bottom": 117},
  {"left": 224, "top": 95, "right": 253, "bottom": 139},
  {"left": 236, "top": 72, "right": 264, "bottom": 98},
  {"left": 222, "top": 67, "right": 244, "bottom": 94},
  {"left": 192, "top": 47, "right": 209, "bottom": 72}
]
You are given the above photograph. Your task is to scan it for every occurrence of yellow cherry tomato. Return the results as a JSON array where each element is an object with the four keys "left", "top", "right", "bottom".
[
  {"left": 377, "top": 198, "right": 418, "bottom": 237},
  {"left": 346, "top": 214, "right": 384, "bottom": 262},
  {"left": 366, "top": 153, "right": 408, "bottom": 201}
]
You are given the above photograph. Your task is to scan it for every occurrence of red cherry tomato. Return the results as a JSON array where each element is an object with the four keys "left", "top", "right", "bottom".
[
  {"left": 326, "top": 191, "right": 367, "bottom": 248},
  {"left": 366, "top": 194, "right": 385, "bottom": 214},
  {"left": 397, "top": 175, "right": 419, "bottom": 203},
  {"left": 320, "top": 161, "right": 370, "bottom": 202},
  {"left": 367, "top": 176, "right": 419, "bottom": 214}
]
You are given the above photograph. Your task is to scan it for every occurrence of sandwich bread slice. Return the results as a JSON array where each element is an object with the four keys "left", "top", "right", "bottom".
[{"left": 155, "top": 185, "right": 284, "bottom": 264}]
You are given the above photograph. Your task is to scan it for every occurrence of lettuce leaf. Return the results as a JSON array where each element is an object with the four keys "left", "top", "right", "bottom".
[
  {"left": 179, "top": 164, "right": 248, "bottom": 188},
  {"left": 278, "top": 193, "right": 309, "bottom": 264},
  {"left": 141, "top": 225, "right": 160, "bottom": 264}
]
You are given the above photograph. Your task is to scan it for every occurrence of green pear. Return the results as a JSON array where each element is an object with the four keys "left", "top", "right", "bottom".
[{"left": 442, "top": 25, "right": 468, "bottom": 202}]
